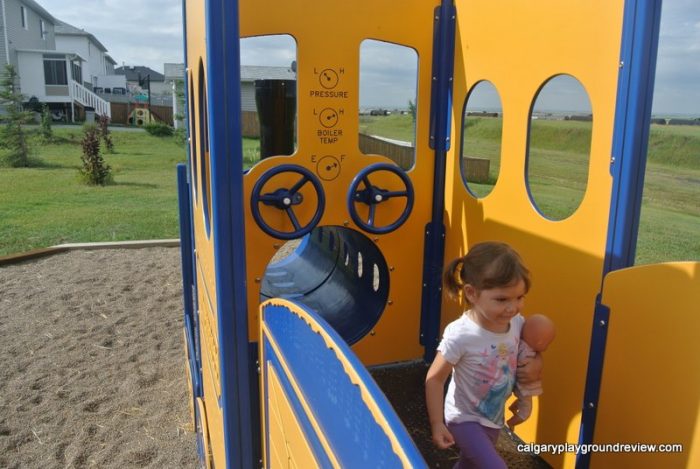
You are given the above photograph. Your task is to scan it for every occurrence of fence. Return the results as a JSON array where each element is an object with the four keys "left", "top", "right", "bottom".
[
  {"left": 358, "top": 133, "right": 414, "bottom": 170},
  {"left": 109, "top": 103, "right": 174, "bottom": 126},
  {"left": 241, "top": 111, "right": 260, "bottom": 138}
]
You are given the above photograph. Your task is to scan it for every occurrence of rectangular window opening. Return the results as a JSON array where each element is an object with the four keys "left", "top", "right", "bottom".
[
  {"left": 20, "top": 6, "right": 28, "bottom": 29},
  {"left": 43, "top": 58, "right": 68, "bottom": 86}
]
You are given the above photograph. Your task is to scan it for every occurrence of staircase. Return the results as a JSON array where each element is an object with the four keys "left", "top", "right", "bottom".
[{"left": 70, "top": 80, "right": 111, "bottom": 118}]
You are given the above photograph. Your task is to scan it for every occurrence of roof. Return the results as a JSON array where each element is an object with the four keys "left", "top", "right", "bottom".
[
  {"left": 22, "top": 0, "right": 57, "bottom": 23},
  {"left": 15, "top": 49, "right": 87, "bottom": 62},
  {"left": 115, "top": 66, "right": 165, "bottom": 82},
  {"left": 54, "top": 21, "right": 108, "bottom": 53},
  {"left": 105, "top": 55, "right": 117, "bottom": 65},
  {"left": 240, "top": 66, "right": 296, "bottom": 82}
]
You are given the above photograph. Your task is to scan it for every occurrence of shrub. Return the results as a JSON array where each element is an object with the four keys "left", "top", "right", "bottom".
[
  {"left": 174, "top": 127, "right": 187, "bottom": 146},
  {"left": 98, "top": 114, "right": 114, "bottom": 152},
  {"left": 144, "top": 122, "right": 174, "bottom": 137},
  {"left": 79, "top": 124, "right": 112, "bottom": 185},
  {"left": 40, "top": 104, "right": 53, "bottom": 143}
]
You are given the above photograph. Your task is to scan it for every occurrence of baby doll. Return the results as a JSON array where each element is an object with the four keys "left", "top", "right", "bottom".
[{"left": 507, "top": 314, "right": 555, "bottom": 430}]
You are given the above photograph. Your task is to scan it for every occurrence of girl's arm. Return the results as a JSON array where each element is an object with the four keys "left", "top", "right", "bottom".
[
  {"left": 516, "top": 352, "right": 543, "bottom": 384},
  {"left": 425, "top": 352, "right": 456, "bottom": 449}
]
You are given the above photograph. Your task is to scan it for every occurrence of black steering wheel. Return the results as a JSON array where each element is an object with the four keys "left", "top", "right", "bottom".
[
  {"left": 251, "top": 165, "right": 325, "bottom": 240},
  {"left": 347, "top": 163, "right": 414, "bottom": 235}
]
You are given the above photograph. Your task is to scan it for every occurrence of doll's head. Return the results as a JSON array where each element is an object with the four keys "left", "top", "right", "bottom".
[{"left": 521, "top": 314, "right": 555, "bottom": 352}]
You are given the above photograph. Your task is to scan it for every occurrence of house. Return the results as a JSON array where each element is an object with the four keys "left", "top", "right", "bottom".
[
  {"left": 0, "top": 0, "right": 111, "bottom": 119},
  {"left": 54, "top": 20, "right": 116, "bottom": 90},
  {"left": 115, "top": 65, "right": 169, "bottom": 96},
  {"left": 240, "top": 65, "right": 296, "bottom": 111},
  {"left": 239, "top": 65, "right": 296, "bottom": 137},
  {"left": 164, "top": 62, "right": 184, "bottom": 128}
]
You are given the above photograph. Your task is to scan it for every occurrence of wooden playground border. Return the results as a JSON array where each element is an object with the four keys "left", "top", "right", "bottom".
[{"left": 0, "top": 239, "right": 180, "bottom": 267}]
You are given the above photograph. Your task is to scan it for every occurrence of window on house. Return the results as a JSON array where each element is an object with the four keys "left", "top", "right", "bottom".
[
  {"left": 71, "top": 62, "right": 82, "bottom": 84},
  {"left": 20, "top": 6, "right": 28, "bottom": 29},
  {"left": 43, "top": 57, "right": 68, "bottom": 85},
  {"left": 40, "top": 20, "right": 46, "bottom": 39}
]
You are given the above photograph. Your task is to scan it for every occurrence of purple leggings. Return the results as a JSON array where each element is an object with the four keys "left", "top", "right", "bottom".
[{"left": 447, "top": 421, "right": 507, "bottom": 469}]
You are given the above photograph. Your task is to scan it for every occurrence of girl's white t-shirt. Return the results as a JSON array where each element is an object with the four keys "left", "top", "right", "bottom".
[{"left": 437, "top": 312, "right": 524, "bottom": 428}]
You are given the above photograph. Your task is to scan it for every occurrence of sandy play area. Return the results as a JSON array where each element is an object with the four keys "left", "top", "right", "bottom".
[
  {"left": 0, "top": 248, "right": 197, "bottom": 468},
  {"left": 0, "top": 246, "right": 545, "bottom": 468}
]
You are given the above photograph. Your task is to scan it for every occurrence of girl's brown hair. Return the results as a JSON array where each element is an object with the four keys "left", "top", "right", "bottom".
[{"left": 443, "top": 241, "right": 531, "bottom": 299}]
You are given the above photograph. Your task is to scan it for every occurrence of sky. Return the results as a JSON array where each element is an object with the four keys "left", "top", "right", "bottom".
[{"left": 37, "top": 0, "right": 699, "bottom": 116}]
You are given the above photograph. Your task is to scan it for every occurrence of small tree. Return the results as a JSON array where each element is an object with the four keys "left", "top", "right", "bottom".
[
  {"left": 97, "top": 114, "right": 114, "bottom": 152},
  {"left": 0, "top": 64, "right": 33, "bottom": 167},
  {"left": 408, "top": 99, "right": 417, "bottom": 124},
  {"left": 40, "top": 104, "right": 53, "bottom": 143},
  {"left": 79, "top": 124, "right": 112, "bottom": 185}
]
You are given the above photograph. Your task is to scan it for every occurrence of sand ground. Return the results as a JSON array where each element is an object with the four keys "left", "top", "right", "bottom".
[
  {"left": 0, "top": 246, "right": 546, "bottom": 468},
  {"left": 0, "top": 248, "right": 197, "bottom": 468}
]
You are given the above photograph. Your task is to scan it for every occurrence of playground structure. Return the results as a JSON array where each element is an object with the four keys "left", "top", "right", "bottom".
[
  {"left": 177, "top": 0, "right": 699, "bottom": 468},
  {"left": 127, "top": 106, "right": 155, "bottom": 127}
]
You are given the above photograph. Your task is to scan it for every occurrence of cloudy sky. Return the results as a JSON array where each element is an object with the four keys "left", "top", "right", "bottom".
[{"left": 38, "top": 0, "right": 698, "bottom": 115}]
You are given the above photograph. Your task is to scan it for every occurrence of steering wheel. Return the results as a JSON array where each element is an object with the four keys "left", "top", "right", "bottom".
[
  {"left": 347, "top": 163, "right": 414, "bottom": 235},
  {"left": 251, "top": 165, "right": 325, "bottom": 240}
]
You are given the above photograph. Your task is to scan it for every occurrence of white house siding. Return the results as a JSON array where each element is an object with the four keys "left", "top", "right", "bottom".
[
  {"left": 53, "top": 35, "right": 91, "bottom": 85},
  {"left": 239, "top": 66, "right": 296, "bottom": 112},
  {"left": 148, "top": 80, "right": 171, "bottom": 95},
  {"left": 94, "top": 74, "right": 126, "bottom": 89},
  {"left": 241, "top": 81, "right": 256, "bottom": 111},
  {"left": 1, "top": 1, "right": 9, "bottom": 65},
  {"left": 4, "top": 0, "right": 55, "bottom": 67},
  {"left": 16, "top": 50, "right": 45, "bottom": 97}
]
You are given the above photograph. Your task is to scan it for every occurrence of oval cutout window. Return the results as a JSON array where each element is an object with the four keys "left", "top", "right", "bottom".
[
  {"left": 460, "top": 81, "right": 503, "bottom": 198},
  {"left": 188, "top": 72, "right": 198, "bottom": 203},
  {"left": 198, "top": 60, "right": 212, "bottom": 237},
  {"left": 527, "top": 75, "right": 592, "bottom": 220}
]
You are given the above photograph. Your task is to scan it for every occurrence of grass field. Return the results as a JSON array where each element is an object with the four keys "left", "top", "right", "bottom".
[
  {"left": 0, "top": 128, "right": 187, "bottom": 255},
  {"left": 361, "top": 115, "right": 700, "bottom": 265},
  {"left": 1, "top": 119, "right": 698, "bottom": 265}
]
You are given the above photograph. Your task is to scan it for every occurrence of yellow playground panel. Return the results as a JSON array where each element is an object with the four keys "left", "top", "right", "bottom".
[
  {"left": 177, "top": 0, "right": 699, "bottom": 467},
  {"left": 444, "top": 1, "right": 624, "bottom": 464}
]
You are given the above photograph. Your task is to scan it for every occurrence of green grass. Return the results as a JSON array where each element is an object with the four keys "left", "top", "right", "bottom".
[
  {"left": 359, "top": 114, "right": 417, "bottom": 143},
  {"left": 1, "top": 119, "right": 698, "bottom": 265},
  {"left": 0, "top": 128, "right": 186, "bottom": 256},
  {"left": 366, "top": 115, "right": 700, "bottom": 264},
  {"left": 242, "top": 137, "right": 261, "bottom": 168}
]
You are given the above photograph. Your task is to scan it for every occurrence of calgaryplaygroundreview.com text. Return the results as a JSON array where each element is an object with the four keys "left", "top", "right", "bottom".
[{"left": 517, "top": 442, "right": 684, "bottom": 456}]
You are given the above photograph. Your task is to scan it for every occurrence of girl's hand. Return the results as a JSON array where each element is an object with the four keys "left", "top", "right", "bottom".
[
  {"left": 431, "top": 422, "right": 455, "bottom": 449},
  {"left": 516, "top": 352, "right": 543, "bottom": 384}
]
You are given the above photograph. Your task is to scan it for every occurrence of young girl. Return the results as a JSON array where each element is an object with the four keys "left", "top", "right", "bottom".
[{"left": 425, "top": 241, "right": 542, "bottom": 468}]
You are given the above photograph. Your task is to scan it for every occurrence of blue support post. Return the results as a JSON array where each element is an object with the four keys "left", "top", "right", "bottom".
[
  {"left": 177, "top": 164, "right": 201, "bottom": 398},
  {"left": 203, "top": 0, "right": 257, "bottom": 466},
  {"left": 577, "top": 1, "right": 662, "bottom": 467},
  {"left": 180, "top": 0, "right": 203, "bottom": 398},
  {"left": 420, "top": 0, "right": 456, "bottom": 362}
]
